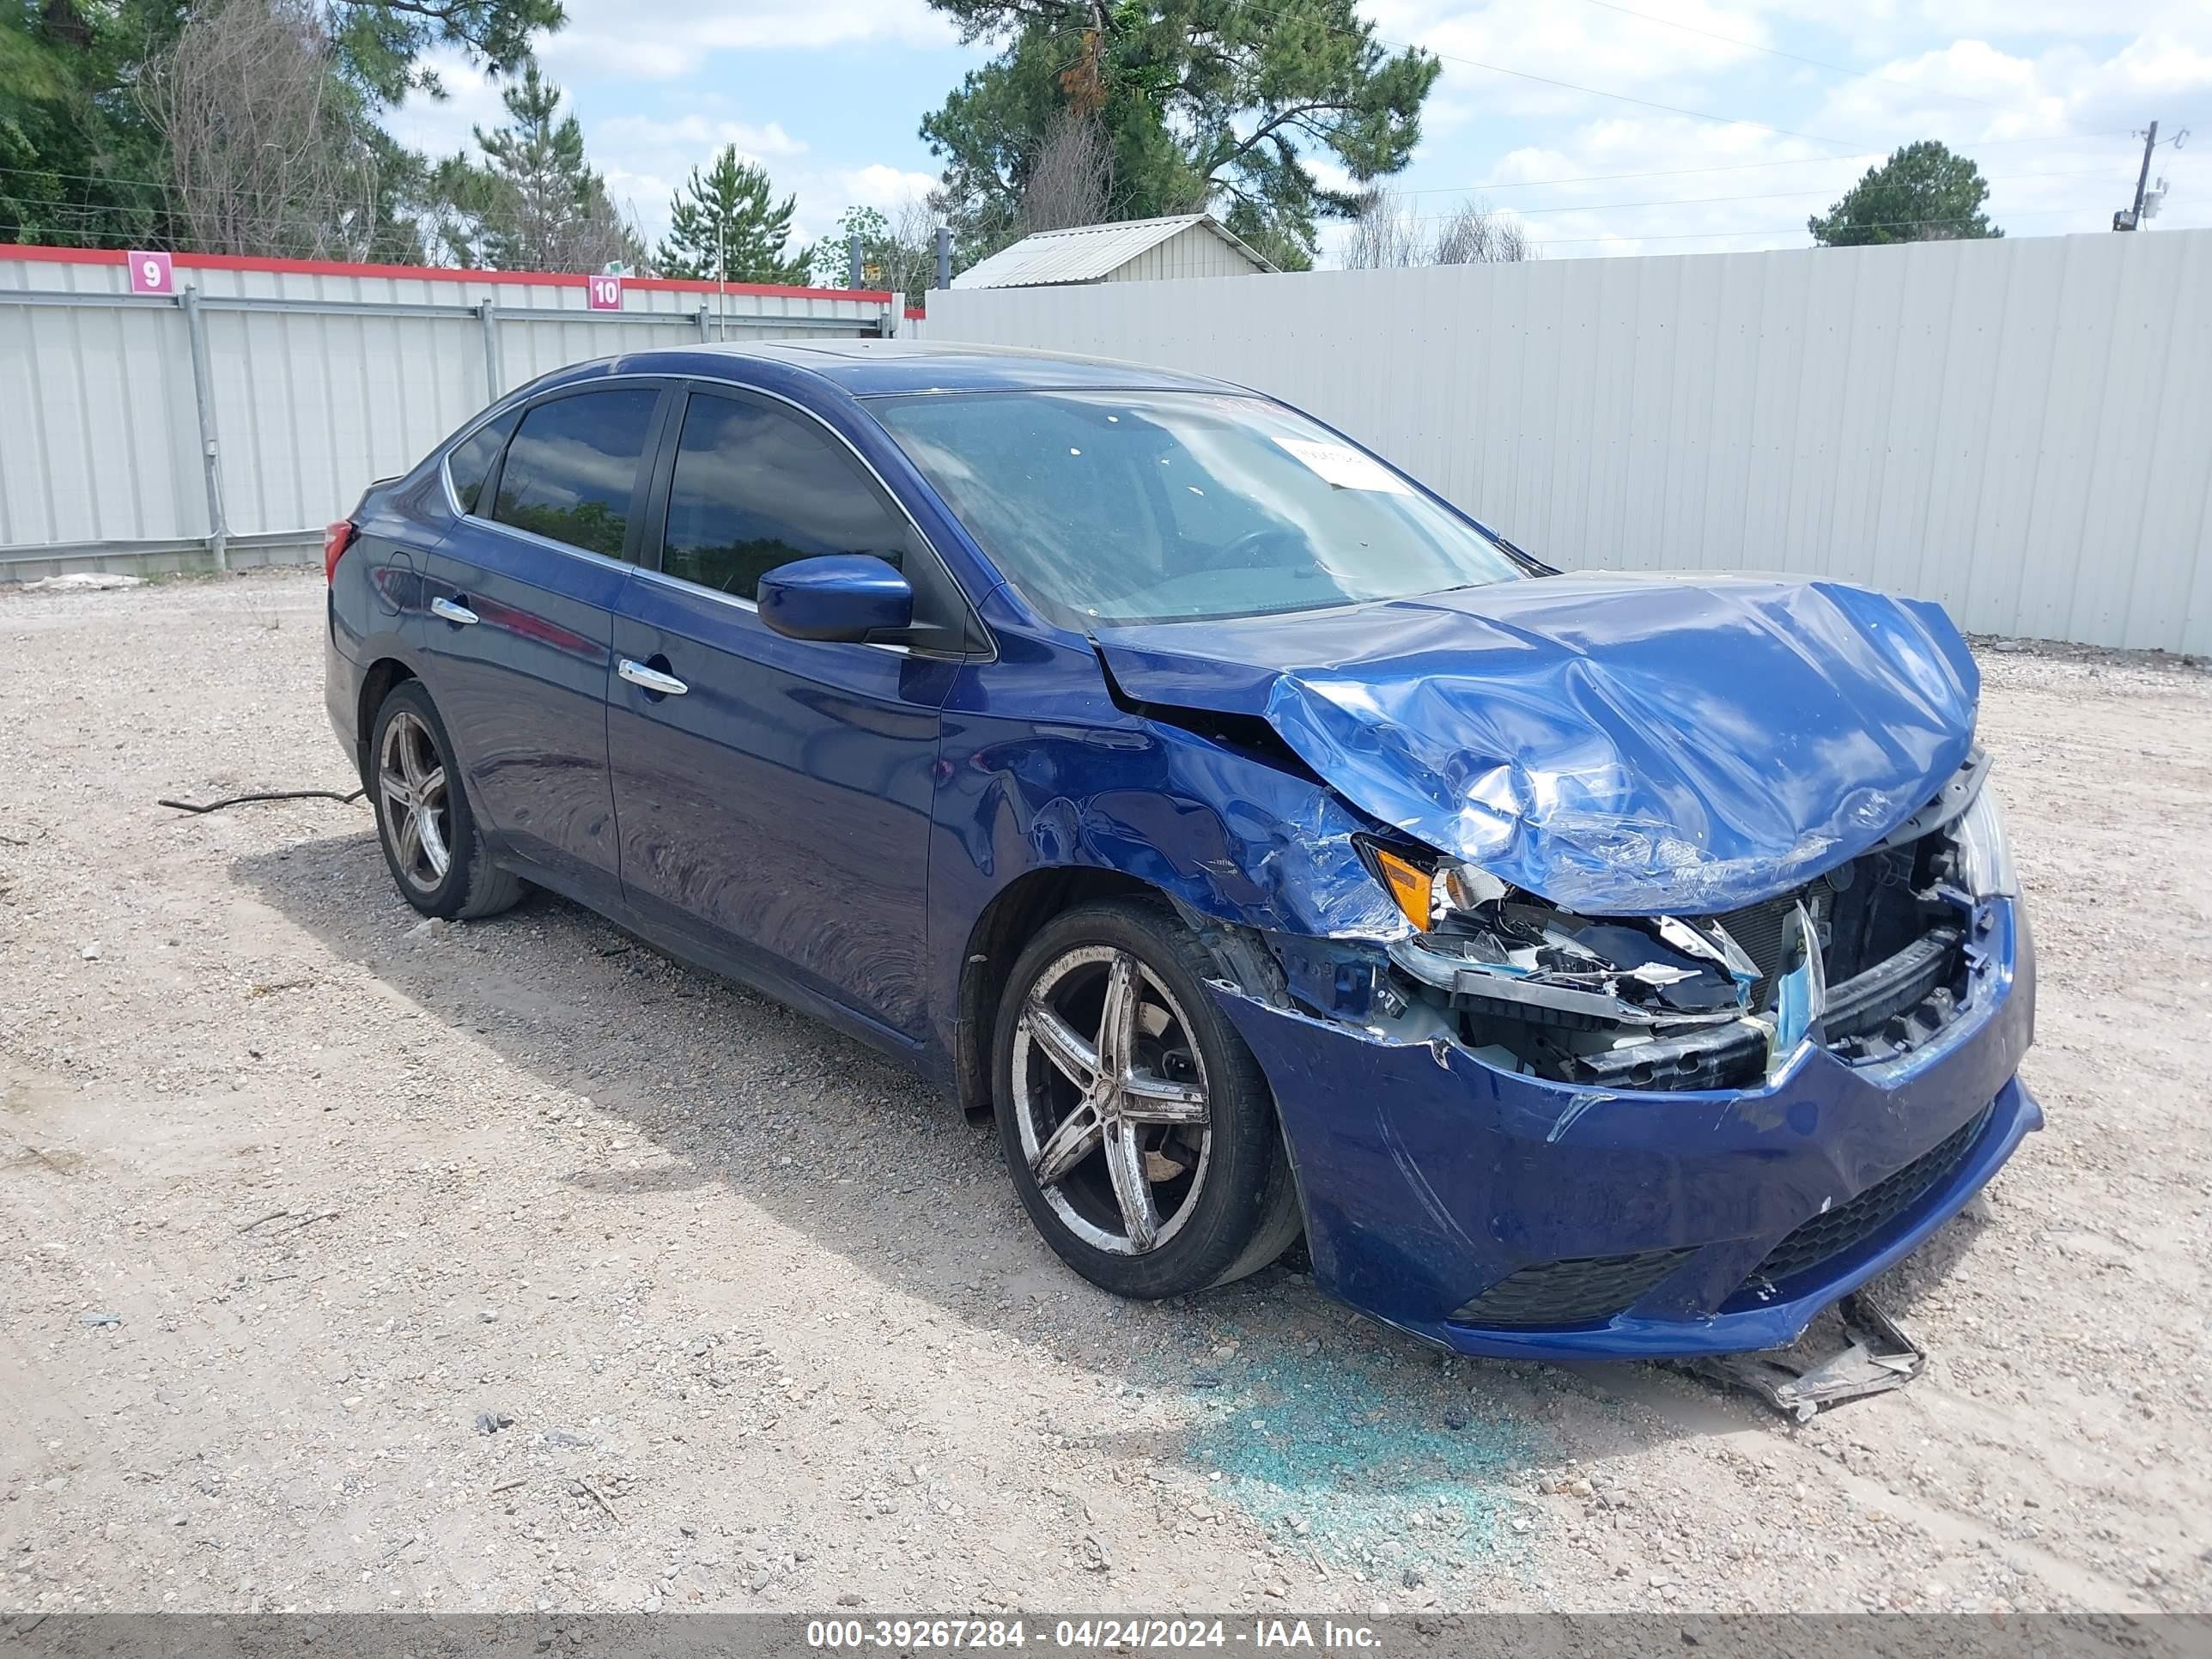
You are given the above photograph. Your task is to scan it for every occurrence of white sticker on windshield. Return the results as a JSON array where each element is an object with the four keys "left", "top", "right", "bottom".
[{"left": 1273, "top": 437, "right": 1412, "bottom": 494}]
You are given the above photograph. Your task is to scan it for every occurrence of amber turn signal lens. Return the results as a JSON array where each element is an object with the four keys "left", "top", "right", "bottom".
[{"left": 1372, "top": 847, "right": 1434, "bottom": 933}]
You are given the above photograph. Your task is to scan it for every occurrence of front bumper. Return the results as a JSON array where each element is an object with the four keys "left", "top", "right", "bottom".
[{"left": 1214, "top": 898, "right": 2038, "bottom": 1358}]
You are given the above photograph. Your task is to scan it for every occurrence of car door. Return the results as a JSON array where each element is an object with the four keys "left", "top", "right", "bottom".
[
  {"left": 422, "top": 380, "right": 668, "bottom": 905},
  {"left": 606, "top": 383, "right": 968, "bottom": 1044}
]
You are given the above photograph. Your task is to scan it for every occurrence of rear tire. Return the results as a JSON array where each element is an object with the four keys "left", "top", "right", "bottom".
[
  {"left": 992, "top": 898, "right": 1302, "bottom": 1300},
  {"left": 368, "top": 680, "right": 525, "bottom": 921}
]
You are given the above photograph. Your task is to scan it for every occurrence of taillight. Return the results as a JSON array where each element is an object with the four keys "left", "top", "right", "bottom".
[{"left": 324, "top": 520, "right": 356, "bottom": 584}]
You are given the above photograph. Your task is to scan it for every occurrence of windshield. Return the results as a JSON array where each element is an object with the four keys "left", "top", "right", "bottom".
[{"left": 869, "top": 390, "right": 1524, "bottom": 627}]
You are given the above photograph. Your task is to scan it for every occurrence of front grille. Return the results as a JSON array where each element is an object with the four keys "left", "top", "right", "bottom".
[
  {"left": 1747, "top": 1104, "right": 1992, "bottom": 1287},
  {"left": 1450, "top": 1246, "right": 1698, "bottom": 1328},
  {"left": 1711, "top": 888, "right": 1820, "bottom": 1005}
]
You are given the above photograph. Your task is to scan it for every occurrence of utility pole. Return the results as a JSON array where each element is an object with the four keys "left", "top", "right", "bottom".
[
  {"left": 2117, "top": 122, "right": 2158, "bottom": 230},
  {"left": 2115, "top": 122, "right": 2189, "bottom": 229}
]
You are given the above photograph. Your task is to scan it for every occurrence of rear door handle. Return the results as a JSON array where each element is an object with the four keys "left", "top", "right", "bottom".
[
  {"left": 618, "top": 658, "right": 689, "bottom": 696},
  {"left": 431, "top": 596, "right": 479, "bottom": 626}
]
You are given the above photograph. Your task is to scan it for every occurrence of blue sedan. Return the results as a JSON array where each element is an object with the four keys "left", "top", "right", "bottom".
[{"left": 323, "top": 340, "right": 2037, "bottom": 1359}]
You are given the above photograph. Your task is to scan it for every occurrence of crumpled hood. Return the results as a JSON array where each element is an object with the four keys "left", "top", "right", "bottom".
[{"left": 1093, "top": 573, "right": 1979, "bottom": 916}]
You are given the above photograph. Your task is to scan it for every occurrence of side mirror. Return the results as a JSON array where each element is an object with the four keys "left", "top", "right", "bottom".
[{"left": 757, "top": 555, "right": 913, "bottom": 643}]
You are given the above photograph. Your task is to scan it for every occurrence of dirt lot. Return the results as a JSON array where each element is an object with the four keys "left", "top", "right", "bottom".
[{"left": 2, "top": 567, "right": 2207, "bottom": 1617}]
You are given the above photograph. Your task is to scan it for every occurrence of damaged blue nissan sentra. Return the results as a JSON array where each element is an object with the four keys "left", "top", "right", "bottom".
[{"left": 324, "top": 341, "right": 2036, "bottom": 1359}]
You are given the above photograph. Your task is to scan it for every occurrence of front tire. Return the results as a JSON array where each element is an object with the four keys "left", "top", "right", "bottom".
[
  {"left": 368, "top": 680, "right": 525, "bottom": 921},
  {"left": 992, "top": 898, "right": 1302, "bottom": 1299}
]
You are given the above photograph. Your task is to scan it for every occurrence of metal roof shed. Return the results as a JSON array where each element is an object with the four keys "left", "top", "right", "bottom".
[{"left": 951, "top": 214, "right": 1275, "bottom": 289}]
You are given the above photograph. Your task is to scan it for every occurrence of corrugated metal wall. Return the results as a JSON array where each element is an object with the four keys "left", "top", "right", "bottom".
[
  {"left": 914, "top": 230, "right": 2212, "bottom": 654},
  {"left": 1109, "top": 224, "right": 1264, "bottom": 283},
  {"left": 0, "top": 250, "right": 893, "bottom": 567}
]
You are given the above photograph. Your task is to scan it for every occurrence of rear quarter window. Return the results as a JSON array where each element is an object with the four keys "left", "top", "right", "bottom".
[{"left": 444, "top": 415, "right": 515, "bottom": 515}]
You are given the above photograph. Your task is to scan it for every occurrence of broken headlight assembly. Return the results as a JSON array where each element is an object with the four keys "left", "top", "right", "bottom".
[
  {"left": 1345, "top": 753, "right": 2012, "bottom": 1091},
  {"left": 1950, "top": 781, "right": 2017, "bottom": 899},
  {"left": 1357, "top": 836, "right": 1789, "bottom": 1089}
]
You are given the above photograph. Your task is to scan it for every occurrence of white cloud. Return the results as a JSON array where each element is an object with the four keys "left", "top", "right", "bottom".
[
  {"left": 539, "top": 0, "right": 955, "bottom": 80},
  {"left": 390, "top": 0, "right": 2210, "bottom": 271},
  {"left": 828, "top": 165, "right": 939, "bottom": 214},
  {"left": 1453, "top": 117, "right": 1868, "bottom": 258},
  {"left": 1800, "top": 32, "right": 2209, "bottom": 234},
  {"left": 760, "top": 165, "right": 941, "bottom": 253},
  {"left": 596, "top": 112, "right": 806, "bottom": 165},
  {"left": 585, "top": 124, "right": 938, "bottom": 248},
  {"left": 383, "top": 55, "right": 513, "bottom": 161},
  {"left": 1357, "top": 0, "right": 2211, "bottom": 257},
  {"left": 1369, "top": 0, "right": 1791, "bottom": 118},
  {"left": 1910, "top": 0, "right": 2190, "bottom": 39}
]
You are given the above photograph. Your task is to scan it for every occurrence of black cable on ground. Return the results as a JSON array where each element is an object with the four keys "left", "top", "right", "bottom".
[{"left": 158, "top": 788, "right": 366, "bottom": 815}]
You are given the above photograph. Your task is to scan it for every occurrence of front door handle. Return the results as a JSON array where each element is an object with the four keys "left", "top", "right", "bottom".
[
  {"left": 430, "top": 596, "right": 479, "bottom": 626},
  {"left": 618, "top": 658, "right": 689, "bottom": 697}
]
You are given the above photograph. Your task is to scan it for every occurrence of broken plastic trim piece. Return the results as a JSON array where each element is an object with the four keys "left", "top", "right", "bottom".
[
  {"left": 1391, "top": 934, "right": 1744, "bottom": 1029},
  {"left": 1873, "top": 744, "right": 1990, "bottom": 854},
  {"left": 1766, "top": 902, "right": 1826, "bottom": 1054},
  {"left": 1680, "top": 1291, "right": 1925, "bottom": 1421}
]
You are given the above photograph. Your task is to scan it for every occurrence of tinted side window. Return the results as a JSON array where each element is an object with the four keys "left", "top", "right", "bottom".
[
  {"left": 445, "top": 413, "right": 514, "bottom": 515},
  {"left": 491, "top": 388, "right": 659, "bottom": 558},
  {"left": 660, "top": 393, "right": 905, "bottom": 599}
]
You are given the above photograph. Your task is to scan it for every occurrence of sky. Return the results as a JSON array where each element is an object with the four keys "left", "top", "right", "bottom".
[{"left": 380, "top": 0, "right": 2211, "bottom": 270}]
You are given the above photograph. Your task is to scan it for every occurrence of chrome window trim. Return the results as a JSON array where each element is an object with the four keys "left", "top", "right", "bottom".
[
  {"left": 467, "top": 514, "right": 638, "bottom": 577},
  {"left": 440, "top": 412, "right": 520, "bottom": 520},
  {"left": 439, "top": 372, "right": 668, "bottom": 536},
  {"left": 620, "top": 563, "right": 910, "bottom": 657}
]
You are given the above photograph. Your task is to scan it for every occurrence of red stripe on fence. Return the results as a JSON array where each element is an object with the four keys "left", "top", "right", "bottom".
[{"left": 0, "top": 242, "right": 893, "bottom": 304}]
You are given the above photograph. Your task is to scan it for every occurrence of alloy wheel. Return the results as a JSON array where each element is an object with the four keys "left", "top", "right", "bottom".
[
  {"left": 377, "top": 709, "right": 453, "bottom": 895},
  {"left": 1011, "top": 945, "right": 1213, "bottom": 1255}
]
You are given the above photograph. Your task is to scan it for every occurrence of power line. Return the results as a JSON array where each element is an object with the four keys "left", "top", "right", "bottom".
[
  {"left": 13, "top": 162, "right": 2130, "bottom": 258},
  {"left": 1217, "top": 0, "right": 1868, "bottom": 153},
  {"left": 3, "top": 145, "right": 2132, "bottom": 216},
  {"left": 1392, "top": 165, "right": 2130, "bottom": 224},
  {"left": 1526, "top": 202, "right": 2103, "bottom": 248},
  {"left": 0, "top": 199, "right": 409, "bottom": 256},
  {"left": 1389, "top": 143, "right": 2131, "bottom": 198},
  {"left": 1564, "top": 0, "right": 2135, "bottom": 131},
  {"left": 0, "top": 162, "right": 399, "bottom": 205},
  {"left": 1218, "top": 0, "right": 2118, "bottom": 193}
]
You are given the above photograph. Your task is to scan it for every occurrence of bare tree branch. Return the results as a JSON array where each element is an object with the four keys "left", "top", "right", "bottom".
[
  {"left": 1022, "top": 108, "right": 1111, "bottom": 232},
  {"left": 1341, "top": 185, "right": 1535, "bottom": 269},
  {"left": 143, "top": 0, "right": 380, "bottom": 260}
]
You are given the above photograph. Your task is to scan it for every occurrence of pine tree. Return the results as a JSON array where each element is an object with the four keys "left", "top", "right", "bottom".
[
  {"left": 919, "top": 0, "right": 1439, "bottom": 273},
  {"left": 1809, "top": 142, "right": 2002, "bottom": 246},
  {"left": 657, "top": 147, "right": 807, "bottom": 284},
  {"left": 431, "top": 61, "right": 641, "bottom": 272}
]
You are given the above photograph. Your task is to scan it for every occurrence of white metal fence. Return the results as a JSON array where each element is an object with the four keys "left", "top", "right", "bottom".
[
  {"left": 0, "top": 248, "right": 897, "bottom": 580},
  {"left": 914, "top": 230, "right": 2212, "bottom": 655}
]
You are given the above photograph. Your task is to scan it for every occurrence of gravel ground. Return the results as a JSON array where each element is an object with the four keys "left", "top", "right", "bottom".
[{"left": 1, "top": 568, "right": 2207, "bottom": 1618}]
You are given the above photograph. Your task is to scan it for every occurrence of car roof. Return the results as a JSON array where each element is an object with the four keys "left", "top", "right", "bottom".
[{"left": 606, "top": 338, "right": 1246, "bottom": 398}]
